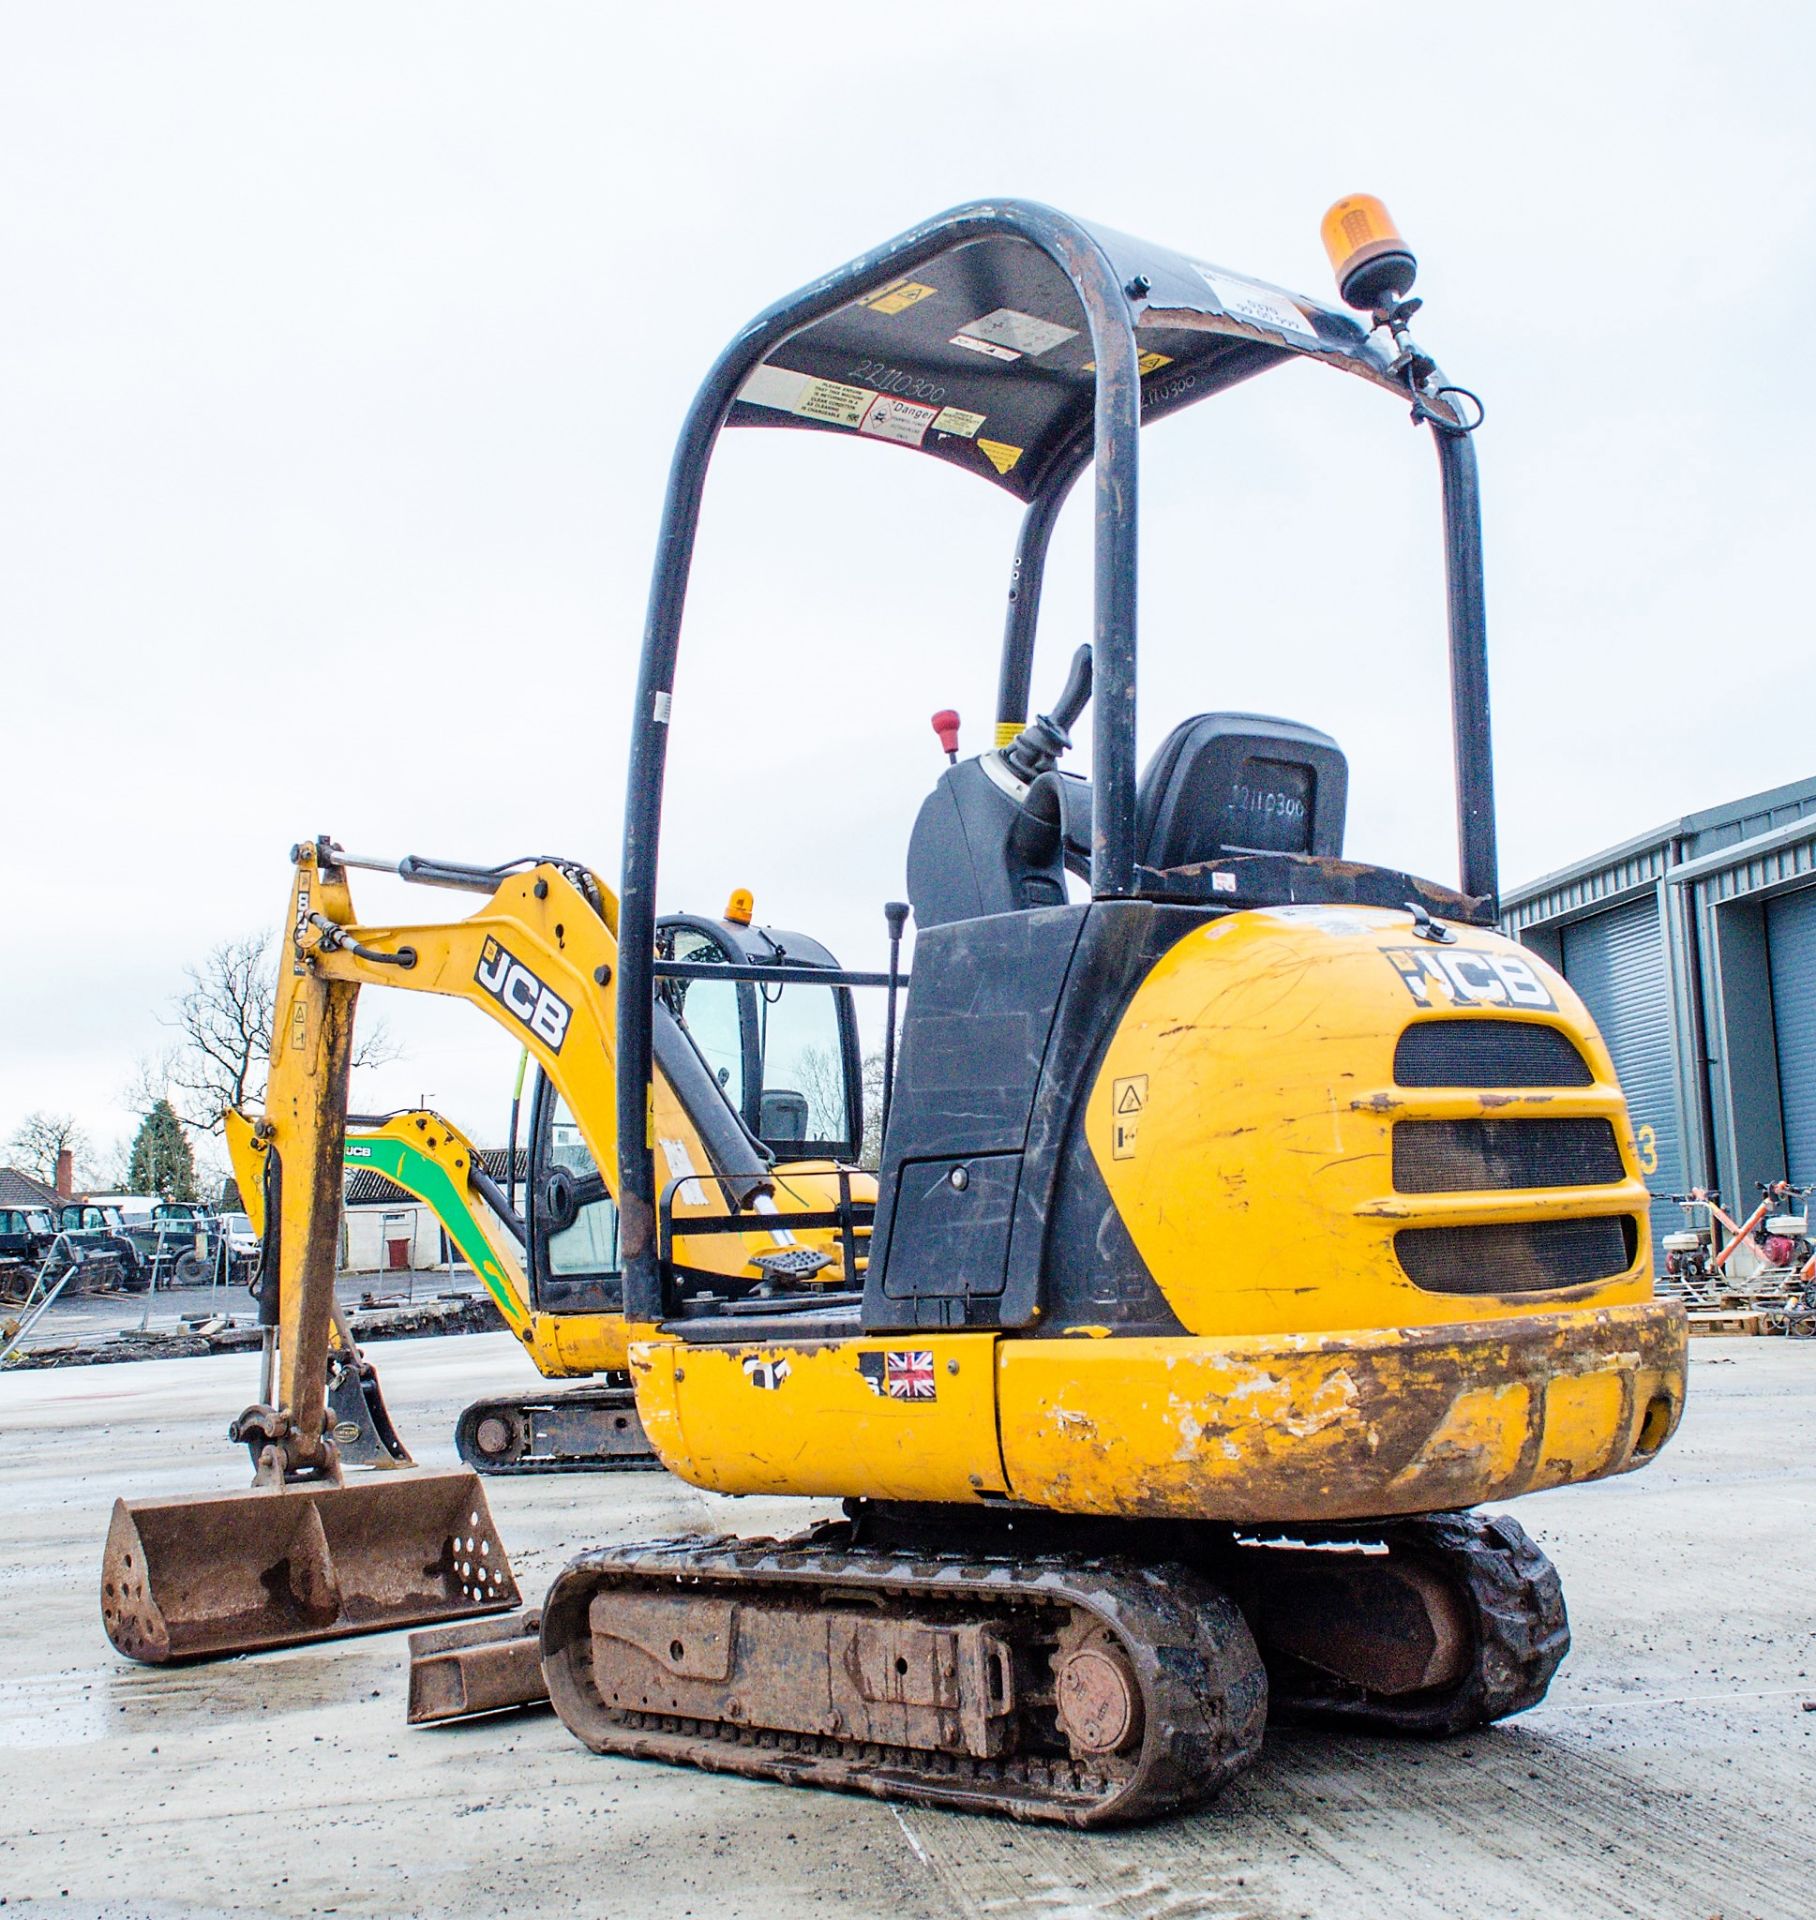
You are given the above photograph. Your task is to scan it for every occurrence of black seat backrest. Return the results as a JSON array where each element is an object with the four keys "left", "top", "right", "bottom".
[{"left": 1137, "top": 713, "right": 1348, "bottom": 871}]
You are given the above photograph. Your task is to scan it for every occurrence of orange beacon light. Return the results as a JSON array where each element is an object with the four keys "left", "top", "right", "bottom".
[{"left": 1321, "top": 194, "right": 1418, "bottom": 312}]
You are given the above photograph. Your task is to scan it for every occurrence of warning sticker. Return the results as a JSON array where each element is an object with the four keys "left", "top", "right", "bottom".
[
  {"left": 977, "top": 438, "right": 1023, "bottom": 477},
  {"left": 1194, "top": 268, "right": 1319, "bottom": 342},
  {"left": 931, "top": 405, "right": 986, "bottom": 439},
  {"left": 1111, "top": 1074, "right": 1148, "bottom": 1160},
  {"left": 1082, "top": 352, "right": 1175, "bottom": 376},
  {"left": 862, "top": 279, "right": 937, "bottom": 316},
  {"left": 952, "top": 332, "right": 1021, "bottom": 362},
  {"left": 658, "top": 1137, "right": 707, "bottom": 1207},
  {"left": 739, "top": 364, "right": 873, "bottom": 427},
  {"left": 859, "top": 393, "right": 939, "bottom": 447},
  {"left": 956, "top": 307, "right": 1079, "bottom": 358}
]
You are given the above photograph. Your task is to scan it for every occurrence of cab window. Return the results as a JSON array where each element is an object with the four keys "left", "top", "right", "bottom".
[
  {"left": 753, "top": 979, "right": 852, "bottom": 1155},
  {"left": 661, "top": 928, "right": 746, "bottom": 1114},
  {"left": 544, "top": 1091, "right": 620, "bottom": 1279}
]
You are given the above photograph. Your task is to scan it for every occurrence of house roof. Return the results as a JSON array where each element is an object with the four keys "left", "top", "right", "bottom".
[{"left": 0, "top": 1166, "right": 61, "bottom": 1209}]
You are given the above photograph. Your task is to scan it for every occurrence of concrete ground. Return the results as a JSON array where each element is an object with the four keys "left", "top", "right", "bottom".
[{"left": 1, "top": 1335, "right": 1811, "bottom": 1920}]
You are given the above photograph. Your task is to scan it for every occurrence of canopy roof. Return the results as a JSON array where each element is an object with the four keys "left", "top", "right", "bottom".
[{"left": 726, "top": 218, "right": 1402, "bottom": 501}]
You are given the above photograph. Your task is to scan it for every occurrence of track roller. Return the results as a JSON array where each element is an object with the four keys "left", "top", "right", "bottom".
[{"left": 540, "top": 1526, "right": 1266, "bottom": 1826}]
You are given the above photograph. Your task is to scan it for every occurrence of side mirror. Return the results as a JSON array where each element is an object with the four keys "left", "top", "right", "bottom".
[{"left": 541, "top": 1167, "right": 580, "bottom": 1233}]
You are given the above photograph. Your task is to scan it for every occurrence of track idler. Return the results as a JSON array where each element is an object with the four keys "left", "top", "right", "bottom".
[
  {"left": 539, "top": 1530, "right": 1267, "bottom": 1827},
  {"left": 455, "top": 1380, "right": 659, "bottom": 1474}
]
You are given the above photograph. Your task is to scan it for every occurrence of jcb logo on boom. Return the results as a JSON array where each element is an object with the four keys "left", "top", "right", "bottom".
[
  {"left": 475, "top": 937, "right": 572, "bottom": 1051},
  {"left": 1381, "top": 946, "right": 1556, "bottom": 1012}
]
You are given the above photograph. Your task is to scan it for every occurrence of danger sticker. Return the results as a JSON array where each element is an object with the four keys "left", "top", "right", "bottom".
[
  {"left": 859, "top": 393, "right": 939, "bottom": 447},
  {"left": 1194, "top": 268, "right": 1319, "bottom": 342},
  {"left": 1112, "top": 1074, "right": 1148, "bottom": 1160},
  {"left": 862, "top": 279, "right": 937, "bottom": 316},
  {"left": 956, "top": 307, "right": 1079, "bottom": 358},
  {"left": 977, "top": 438, "right": 1023, "bottom": 477}
]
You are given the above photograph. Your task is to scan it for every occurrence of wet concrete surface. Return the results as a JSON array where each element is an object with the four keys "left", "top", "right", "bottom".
[{"left": 1, "top": 1334, "right": 1811, "bottom": 1918}]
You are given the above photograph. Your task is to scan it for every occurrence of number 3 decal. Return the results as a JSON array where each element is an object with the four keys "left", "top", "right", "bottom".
[{"left": 1635, "top": 1124, "right": 1659, "bottom": 1176}]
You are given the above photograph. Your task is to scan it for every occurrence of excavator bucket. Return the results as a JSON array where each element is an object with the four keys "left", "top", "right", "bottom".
[{"left": 101, "top": 1468, "right": 518, "bottom": 1664}]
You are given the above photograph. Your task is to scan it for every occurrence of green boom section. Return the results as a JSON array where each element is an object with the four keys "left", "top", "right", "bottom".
[{"left": 341, "top": 1135, "right": 525, "bottom": 1327}]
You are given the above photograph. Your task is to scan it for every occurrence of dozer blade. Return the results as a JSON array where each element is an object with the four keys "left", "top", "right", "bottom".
[
  {"left": 407, "top": 1608, "right": 549, "bottom": 1724},
  {"left": 101, "top": 1468, "right": 519, "bottom": 1664}
]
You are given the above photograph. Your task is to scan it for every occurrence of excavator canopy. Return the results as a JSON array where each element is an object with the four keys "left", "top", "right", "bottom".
[
  {"left": 614, "top": 197, "right": 1493, "bottom": 1321},
  {"left": 725, "top": 214, "right": 1403, "bottom": 500}
]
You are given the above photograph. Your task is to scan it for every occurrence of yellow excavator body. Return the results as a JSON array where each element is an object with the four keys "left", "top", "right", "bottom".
[{"left": 631, "top": 909, "right": 1681, "bottom": 1517}]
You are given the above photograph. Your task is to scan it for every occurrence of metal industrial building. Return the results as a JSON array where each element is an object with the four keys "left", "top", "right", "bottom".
[{"left": 1503, "top": 775, "right": 1816, "bottom": 1247}]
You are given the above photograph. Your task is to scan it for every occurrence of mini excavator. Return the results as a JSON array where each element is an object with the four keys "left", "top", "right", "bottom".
[
  {"left": 327, "top": 899, "right": 878, "bottom": 1477},
  {"left": 103, "top": 196, "right": 1687, "bottom": 1828}
]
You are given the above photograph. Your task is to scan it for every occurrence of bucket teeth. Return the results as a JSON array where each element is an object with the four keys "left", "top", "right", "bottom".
[{"left": 101, "top": 1468, "right": 520, "bottom": 1664}]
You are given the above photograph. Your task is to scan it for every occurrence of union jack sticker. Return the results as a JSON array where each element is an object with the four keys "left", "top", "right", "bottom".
[{"left": 884, "top": 1350, "right": 936, "bottom": 1401}]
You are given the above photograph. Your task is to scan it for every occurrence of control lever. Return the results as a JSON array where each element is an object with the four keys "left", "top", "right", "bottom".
[
  {"left": 881, "top": 901, "right": 910, "bottom": 1149},
  {"left": 1003, "top": 644, "right": 1093, "bottom": 783}
]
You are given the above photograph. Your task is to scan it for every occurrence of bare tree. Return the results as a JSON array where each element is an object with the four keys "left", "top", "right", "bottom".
[
  {"left": 5, "top": 1111, "right": 88, "bottom": 1185},
  {"left": 161, "top": 931, "right": 397, "bottom": 1133},
  {"left": 790, "top": 1045, "right": 888, "bottom": 1169}
]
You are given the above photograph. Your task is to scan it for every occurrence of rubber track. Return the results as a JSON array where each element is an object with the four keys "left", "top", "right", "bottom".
[
  {"left": 540, "top": 1529, "right": 1267, "bottom": 1827},
  {"left": 1256, "top": 1509, "right": 1570, "bottom": 1736},
  {"left": 455, "top": 1385, "right": 662, "bottom": 1475}
]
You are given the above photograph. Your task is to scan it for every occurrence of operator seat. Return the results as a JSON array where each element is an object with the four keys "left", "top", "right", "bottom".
[
  {"left": 905, "top": 759, "right": 1074, "bottom": 930},
  {"left": 1135, "top": 713, "right": 1348, "bottom": 870}
]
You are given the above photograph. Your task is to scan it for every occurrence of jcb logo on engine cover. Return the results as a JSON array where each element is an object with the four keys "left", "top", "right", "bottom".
[
  {"left": 1381, "top": 946, "right": 1556, "bottom": 1012},
  {"left": 475, "top": 937, "right": 572, "bottom": 1050}
]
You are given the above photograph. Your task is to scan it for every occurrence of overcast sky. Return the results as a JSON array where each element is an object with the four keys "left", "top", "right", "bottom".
[{"left": 3, "top": 2, "right": 1811, "bottom": 1174}]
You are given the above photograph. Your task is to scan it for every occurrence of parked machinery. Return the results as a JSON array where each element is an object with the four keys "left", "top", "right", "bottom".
[
  {"left": 330, "top": 899, "right": 875, "bottom": 1475},
  {"left": 102, "top": 195, "right": 1688, "bottom": 1828}
]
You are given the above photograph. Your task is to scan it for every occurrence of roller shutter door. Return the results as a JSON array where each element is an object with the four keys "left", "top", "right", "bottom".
[
  {"left": 1560, "top": 897, "right": 1682, "bottom": 1244},
  {"left": 1767, "top": 885, "right": 1816, "bottom": 1188}
]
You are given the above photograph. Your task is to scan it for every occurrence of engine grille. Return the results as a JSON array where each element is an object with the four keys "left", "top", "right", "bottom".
[
  {"left": 1395, "top": 1217, "right": 1638, "bottom": 1295},
  {"left": 1393, "top": 1118, "right": 1624, "bottom": 1194},
  {"left": 1394, "top": 1020, "right": 1593, "bottom": 1089}
]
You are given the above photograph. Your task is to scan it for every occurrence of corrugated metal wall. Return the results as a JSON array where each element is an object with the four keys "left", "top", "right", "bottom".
[
  {"left": 1560, "top": 897, "right": 1683, "bottom": 1242},
  {"left": 1767, "top": 884, "right": 1816, "bottom": 1188}
]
